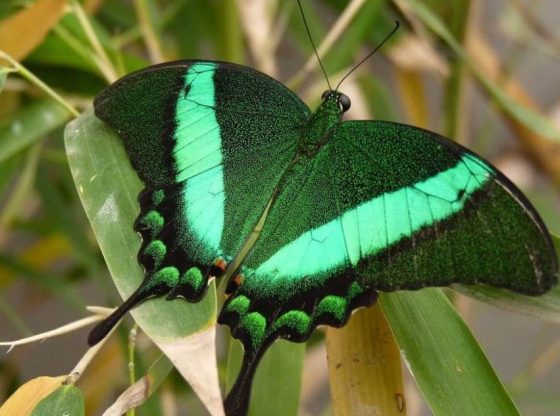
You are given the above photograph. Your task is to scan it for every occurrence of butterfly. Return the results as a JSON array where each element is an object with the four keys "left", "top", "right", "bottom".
[{"left": 87, "top": 60, "right": 558, "bottom": 416}]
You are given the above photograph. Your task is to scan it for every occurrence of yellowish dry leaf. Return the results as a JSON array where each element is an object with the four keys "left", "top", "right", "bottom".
[
  {"left": 395, "top": 68, "right": 429, "bottom": 129},
  {"left": 84, "top": 0, "right": 105, "bottom": 14},
  {"left": 0, "top": 234, "right": 71, "bottom": 288},
  {"left": 388, "top": 34, "right": 449, "bottom": 76},
  {"left": 0, "top": 0, "right": 67, "bottom": 61},
  {"left": 326, "top": 304, "right": 406, "bottom": 416},
  {"left": 0, "top": 376, "right": 66, "bottom": 416}
]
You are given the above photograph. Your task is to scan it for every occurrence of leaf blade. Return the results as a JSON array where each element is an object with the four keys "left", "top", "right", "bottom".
[
  {"left": 381, "top": 289, "right": 520, "bottom": 416},
  {"left": 64, "top": 110, "right": 223, "bottom": 415}
]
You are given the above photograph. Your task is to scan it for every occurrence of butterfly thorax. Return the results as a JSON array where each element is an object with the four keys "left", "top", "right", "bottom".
[{"left": 297, "top": 92, "right": 345, "bottom": 156}]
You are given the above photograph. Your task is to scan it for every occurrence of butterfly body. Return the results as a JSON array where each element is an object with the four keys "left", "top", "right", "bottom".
[{"left": 89, "top": 60, "right": 557, "bottom": 416}]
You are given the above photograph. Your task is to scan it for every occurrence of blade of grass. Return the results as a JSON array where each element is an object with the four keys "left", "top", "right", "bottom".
[
  {"left": 467, "top": 32, "right": 560, "bottom": 186},
  {"left": 35, "top": 169, "right": 101, "bottom": 278},
  {"left": 0, "top": 52, "right": 79, "bottom": 117},
  {"left": 69, "top": 0, "right": 117, "bottom": 82},
  {"left": 133, "top": 0, "right": 164, "bottom": 64},
  {"left": 214, "top": 0, "right": 243, "bottom": 64},
  {"left": 381, "top": 289, "right": 520, "bottom": 415},
  {"left": 288, "top": 0, "right": 366, "bottom": 90},
  {"left": 0, "top": 143, "right": 41, "bottom": 227},
  {"left": 441, "top": 0, "right": 471, "bottom": 143}
]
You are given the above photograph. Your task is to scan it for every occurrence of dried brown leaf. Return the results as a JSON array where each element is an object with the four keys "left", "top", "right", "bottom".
[
  {"left": 0, "top": 0, "right": 67, "bottom": 61},
  {"left": 0, "top": 376, "right": 66, "bottom": 416}
]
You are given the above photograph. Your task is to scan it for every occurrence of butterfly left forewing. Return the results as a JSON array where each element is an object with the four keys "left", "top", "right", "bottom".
[{"left": 90, "top": 61, "right": 310, "bottom": 344}]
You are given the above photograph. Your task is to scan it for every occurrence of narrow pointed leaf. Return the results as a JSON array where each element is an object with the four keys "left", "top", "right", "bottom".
[{"left": 404, "top": 0, "right": 560, "bottom": 142}]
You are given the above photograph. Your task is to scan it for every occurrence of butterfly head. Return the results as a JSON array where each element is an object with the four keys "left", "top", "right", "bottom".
[{"left": 321, "top": 90, "right": 351, "bottom": 114}]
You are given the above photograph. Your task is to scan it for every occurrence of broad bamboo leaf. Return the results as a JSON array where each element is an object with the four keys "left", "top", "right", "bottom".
[
  {"left": 381, "top": 289, "right": 520, "bottom": 415},
  {"left": 30, "top": 385, "right": 84, "bottom": 416},
  {"left": 64, "top": 110, "right": 223, "bottom": 416},
  {"left": 0, "top": 99, "right": 70, "bottom": 164},
  {"left": 0, "top": 376, "right": 66, "bottom": 416}
]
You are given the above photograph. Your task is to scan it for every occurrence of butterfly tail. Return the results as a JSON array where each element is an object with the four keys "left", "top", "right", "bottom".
[
  {"left": 224, "top": 345, "right": 269, "bottom": 416},
  {"left": 87, "top": 286, "right": 151, "bottom": 346}
]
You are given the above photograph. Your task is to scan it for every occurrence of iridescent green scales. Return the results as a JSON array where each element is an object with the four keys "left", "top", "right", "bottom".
[{"left": 91, "top": 60, "right": 558, "bottom": 416}]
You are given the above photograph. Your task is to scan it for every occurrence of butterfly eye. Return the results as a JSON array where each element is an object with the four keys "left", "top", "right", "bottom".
[
  {"left": 338, "top": 93, "right": 351, "bottom": 112},
  {"left": 321, "top": 90, "right": 331, "bottom": 101}
]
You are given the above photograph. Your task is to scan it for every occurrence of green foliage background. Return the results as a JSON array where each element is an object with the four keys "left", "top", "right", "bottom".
[{"left": 0, "top": 0, "right": 559, "bottom": 415}]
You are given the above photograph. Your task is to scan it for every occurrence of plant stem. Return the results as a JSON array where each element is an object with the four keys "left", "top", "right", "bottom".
[
  {"left": 134, "top": 0, "right": 165, "bottom": 64},
  {"left": 0, "top": 51, "right": 79, "bottom": 117},
  {"left": 126, "top": 324, "right": 138, "bottom": 416},
  {"left": 70, "top": 0, "right": 118, "bottom": 82}
]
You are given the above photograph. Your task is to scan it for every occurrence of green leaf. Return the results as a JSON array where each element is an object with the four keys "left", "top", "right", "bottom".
[
  {"left": 227, "top": 339, "right": 305, "bottom": 416},
  {"left": 381, "top": 289, "right": 520, "bottom": 415},
  {"left": 64, "top": 110, "right": 223, "bottom": 415},
  {"left": 64, "top": 109, "right": 216, "bottom": 338},
  {"left": 0, "top": 67, "right": 9, "bottom": 94},
  {"left": 406, "top": 0, "right": 560, "bottom": 142},
  {"left": 31, "top": 384, "right": 84, "bottom": 416},
  {"left": 0, "top": 99, "right": 70, "bottom": 164}
]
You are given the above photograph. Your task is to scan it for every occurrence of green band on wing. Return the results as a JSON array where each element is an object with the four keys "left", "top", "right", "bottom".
[
  {"left": 144, "top": 240, "right": 166, "bottom": 268},
  {"left": 316, "top": 295, "right": 346, "bottom": 320},
  {"left": 226, "top": 295, "right": 251, "bottom": 316},
  {"left": 140, "top": 210, "right": 164, "bottom": 236},
  {"left": 271, "top": 310, "right": 311, "bottom": 334},
  {"left": 240, "top": 312, "right": 267, "bottom": 348},
  {"left": 174, "top": 62, "right": 224, "bottom": 252},
  {"left": 181, "top": 267, "right": 205, "bottom": 291},
  {"left": 252, "top": 154, "right": 491, "bottom": 282}
]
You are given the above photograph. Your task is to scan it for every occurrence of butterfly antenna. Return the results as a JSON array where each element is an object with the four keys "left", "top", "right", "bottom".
[
  {"left": 335, "top": 20, "right": 400, "bottom": 91},
  {"left": 297, "top": 0, "right": 333, "bottom": 91}
]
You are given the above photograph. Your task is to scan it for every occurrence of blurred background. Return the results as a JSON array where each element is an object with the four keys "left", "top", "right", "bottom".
[{"left": 0, "top": 0, "right": 559, "bottom": 414}]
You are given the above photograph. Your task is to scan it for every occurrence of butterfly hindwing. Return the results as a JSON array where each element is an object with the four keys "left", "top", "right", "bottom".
[{"left": 89, "top": 61, "right": 310, "bottom": 344}]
